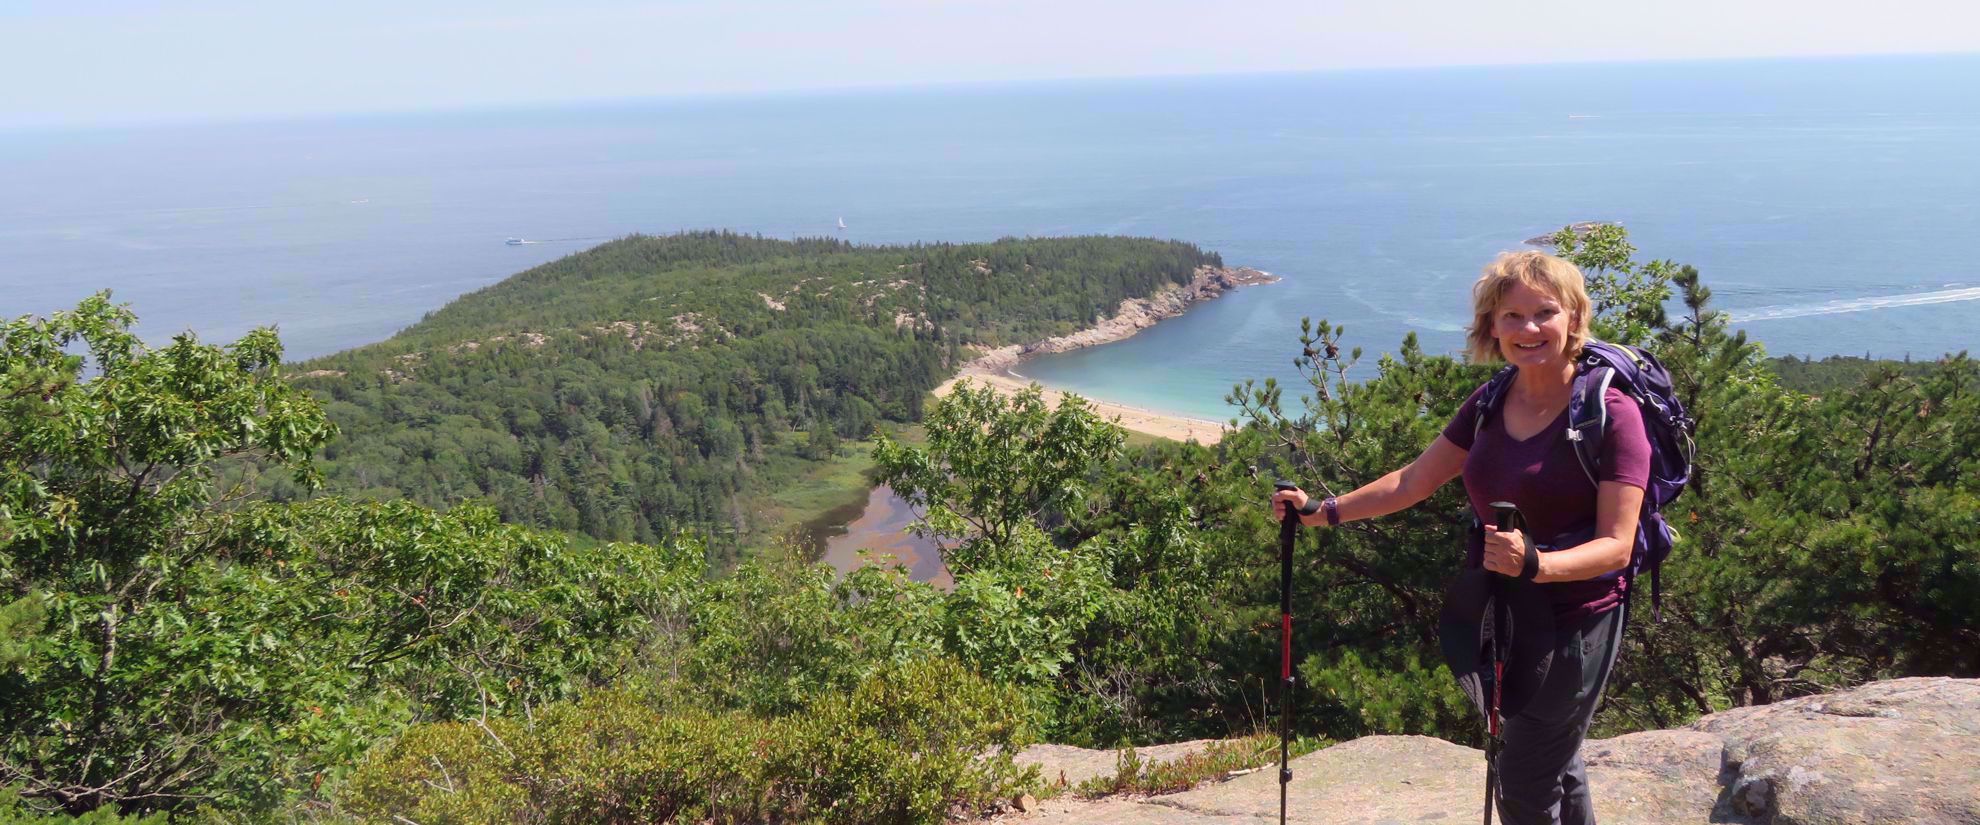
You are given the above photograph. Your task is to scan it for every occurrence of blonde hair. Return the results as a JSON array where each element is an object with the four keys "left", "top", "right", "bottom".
[{"left": 1465, "top": 251, "right": 1592, "bottom": 364}]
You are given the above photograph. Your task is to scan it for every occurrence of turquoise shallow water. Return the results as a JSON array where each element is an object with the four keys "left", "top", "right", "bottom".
[{"left": 5, "top": 55, "right": 1977, "bottom": 421}]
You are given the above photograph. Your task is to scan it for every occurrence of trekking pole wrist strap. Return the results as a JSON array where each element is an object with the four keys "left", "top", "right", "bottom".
[
  {"left": 1519, "top": 539, "right": 1540, "bottom": 580},
  {"left": 1297, "top": 497, "right": 1322, "bottom": 516}
]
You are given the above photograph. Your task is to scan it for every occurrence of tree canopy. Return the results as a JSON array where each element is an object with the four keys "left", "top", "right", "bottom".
[
  {"left": 1, "top": 298, "right": 697, "bottom": 813},
  {"left": 289, "top": 232, "right": 1221, "bottom": 560}
]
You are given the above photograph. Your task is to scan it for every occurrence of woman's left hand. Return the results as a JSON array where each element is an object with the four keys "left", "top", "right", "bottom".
[{"left": 1482, "top": 525, "right": 1532, "bottom": 578}]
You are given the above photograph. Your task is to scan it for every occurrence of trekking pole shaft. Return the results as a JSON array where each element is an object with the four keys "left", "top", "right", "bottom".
[
  {"left": 1483, "top": 503, "right": 1519, "bottom": 825},
  {"left": 1279, "top": 501, "right": 1297, "bottom": 824}
]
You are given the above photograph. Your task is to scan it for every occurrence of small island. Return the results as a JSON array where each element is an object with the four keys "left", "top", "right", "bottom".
[{"left": 1526, "top": 220, "right": 1621, "bottom": 247}]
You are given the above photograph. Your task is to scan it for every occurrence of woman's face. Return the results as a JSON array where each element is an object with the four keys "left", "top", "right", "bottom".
[{"left": 1492, "top": 280, "right": 1574, "bottom": 369}]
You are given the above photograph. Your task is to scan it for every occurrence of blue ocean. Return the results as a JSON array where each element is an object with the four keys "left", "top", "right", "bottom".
[{"left": 5, "top": 55, "right": 1977, "bottom": 420}]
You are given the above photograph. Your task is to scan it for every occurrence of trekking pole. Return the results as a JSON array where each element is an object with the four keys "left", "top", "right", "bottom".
[
  {"left": 1274, "top": 481, "right": 1301, "bottom": 825},
  {"left": 1483, "top": 502, "right": 1524, "bottom": 825}
]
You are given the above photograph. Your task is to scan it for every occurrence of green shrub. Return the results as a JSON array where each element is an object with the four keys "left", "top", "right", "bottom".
[
  {"left": 777, "top": 657, "right": 1037, "bottom": 822},
  {"left": 338, "top": 658, "right": 1036, "bottom": 825},
  {"left": 682, "top": 554, "right": 862, "bottom": 716},
  {"left": 518, "top": 692, "right": 776, "bottom": 825},
  {"left": 1299, "top": 649, "right": 1476, "bottom": 742},
  {"left": 940, "top": 525, "right": 1110, "bottom": 685},
  {"left": 0, "top": 789, "right": 169, "bottom": 824},
  {"left": 335, "top": 721, "right": 528, "bottom": 825}
]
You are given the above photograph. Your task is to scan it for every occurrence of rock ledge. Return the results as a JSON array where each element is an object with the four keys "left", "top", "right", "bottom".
[{"left": 990, "top": 677, "right": 1978, "bottom": 824}]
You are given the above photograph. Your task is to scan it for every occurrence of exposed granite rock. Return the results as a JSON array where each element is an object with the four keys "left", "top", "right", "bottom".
[
  {"left": 1686, "top": 678, "right": 1980, "bottom": 824},
  {"left": 989, "top": 678, "right": 1977, "bottom": 824},
  {"left": 1580, "top": 729, "right": 1747, "bottom": 824}
]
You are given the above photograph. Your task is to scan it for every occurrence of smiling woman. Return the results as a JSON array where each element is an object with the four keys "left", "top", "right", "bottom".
[
  {"left": 1272, "top": 249, "right": 1649, "bottom": 824},
  {"left": 1467, "top": 251, "right": 1593, "bottom": 368}
]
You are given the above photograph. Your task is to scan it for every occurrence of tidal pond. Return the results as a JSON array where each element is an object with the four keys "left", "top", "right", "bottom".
[{"left": 803, "top": 484, "right": 952, "bottom": 590}]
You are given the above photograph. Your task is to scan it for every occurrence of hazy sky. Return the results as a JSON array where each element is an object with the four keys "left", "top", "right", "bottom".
[{"left": 6, "top": 0, "right": 1979, "bottom": 129}]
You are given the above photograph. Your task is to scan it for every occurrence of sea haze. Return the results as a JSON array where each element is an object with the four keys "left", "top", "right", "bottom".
[{"left": 4, "top": 54, "right": 1977, "bottom": 421}]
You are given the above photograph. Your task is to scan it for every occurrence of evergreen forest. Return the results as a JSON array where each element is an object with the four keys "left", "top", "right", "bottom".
[
  {"left": 3, "top": 227, "right": 1974, "bottom": 822},
  {"left": 285, "top": 232, "right": 1220, "bottom": 559}
]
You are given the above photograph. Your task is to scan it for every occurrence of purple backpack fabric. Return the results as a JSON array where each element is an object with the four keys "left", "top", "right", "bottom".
[{"left": 1473, "top": 340, "right": 1697, "bottom": 619}]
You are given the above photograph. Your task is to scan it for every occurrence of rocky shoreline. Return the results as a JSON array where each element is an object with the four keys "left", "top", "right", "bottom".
[
  {"left": 935, "top": 265, "right": 1278, "bottom": 445},
  {"left": 957, "top": 265, "right": 1279, "bottom": 377}
]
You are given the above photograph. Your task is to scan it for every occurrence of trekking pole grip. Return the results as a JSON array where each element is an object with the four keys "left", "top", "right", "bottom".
[
  {"left": 1492, "top": 501, "right": 1519, "bottom": 533},
  {"left": 1489, "top": 501, "right": 1528, "bottom": 579}
]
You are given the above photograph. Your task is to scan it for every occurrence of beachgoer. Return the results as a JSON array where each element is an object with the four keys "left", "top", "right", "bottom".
[{"left": 1270, "top": 250, "right": 1648, "bottom": 825}]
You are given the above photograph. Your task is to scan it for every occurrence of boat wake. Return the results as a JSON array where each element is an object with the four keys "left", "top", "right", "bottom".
[
  {"left": 1726, "top": 285, "right": 1980, "bottom": 322},
  {"left": 507, "top": 235, "right": 609, "bottom": 246}
]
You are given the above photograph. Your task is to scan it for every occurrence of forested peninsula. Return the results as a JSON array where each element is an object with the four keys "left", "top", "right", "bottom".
[
  {"left": 285, "top": 232, "right": 1225, "bottom": 557},
  {"left": 4, "top": 226, "right": 1975, "bottom": 822}
]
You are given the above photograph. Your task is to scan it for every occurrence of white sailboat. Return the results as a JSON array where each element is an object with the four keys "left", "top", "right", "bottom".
[{"left": 837, "top": 217, "right": 847, "bottom": 231}]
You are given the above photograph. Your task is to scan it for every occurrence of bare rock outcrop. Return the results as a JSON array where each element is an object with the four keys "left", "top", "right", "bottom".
[
  {"left": 995, "top": 677, "right": 1977, "bottom": 824},
  {"left": 1687, "top": 677, "right": 1980, "bottom": 823},
  {"left": 1525, "top": 220, "right": 1621, "bottom": 247}
]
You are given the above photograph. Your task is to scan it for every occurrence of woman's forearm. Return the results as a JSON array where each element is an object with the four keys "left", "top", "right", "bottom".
[
  {"left": 1535, "top": 536, "right": 1632, "bottom": 583},
  {"left": 1537, "top": 481, "right": 1641, "bottom": 582},
  {"left": 1293, "top": 434, "right": 1465, "bottom": 527},
  {"left": 1304, "top": 466, "right": 1423, "bottom": 527}
]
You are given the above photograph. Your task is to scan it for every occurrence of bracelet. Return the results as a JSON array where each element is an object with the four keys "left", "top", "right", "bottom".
[{"left": 1323, "top": 497, "right": 1341, "bottom": 527}]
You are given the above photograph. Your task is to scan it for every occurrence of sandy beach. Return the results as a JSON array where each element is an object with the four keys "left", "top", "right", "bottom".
[
  {"left": 934, "top": 369, "right": 1228, "bottom": 445},
  {"left": 927, "top": 264, "right": 1277, "bottom": 445}
]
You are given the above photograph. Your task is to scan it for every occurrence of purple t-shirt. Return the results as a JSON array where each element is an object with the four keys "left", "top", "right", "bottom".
[{"left": 1441, "top": 381, "right": 1651, "bottom": 622}]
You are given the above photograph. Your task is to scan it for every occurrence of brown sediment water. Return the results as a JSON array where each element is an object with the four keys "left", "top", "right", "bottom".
[{"left": 807, "top": 484, "right": 953, "bottom": 590}]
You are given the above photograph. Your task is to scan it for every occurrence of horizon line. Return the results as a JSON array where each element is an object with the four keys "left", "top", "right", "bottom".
[{"left": 7, "top": 48, "right": 1978, "bottom": 135}]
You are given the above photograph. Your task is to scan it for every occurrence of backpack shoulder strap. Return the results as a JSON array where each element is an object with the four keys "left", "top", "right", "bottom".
[
  {"left": 1472, "top": 365, "right": 1520, "bottom": 442},
  {"left": 1565, "top": 364, "right": 1612, "bottom": 489}
]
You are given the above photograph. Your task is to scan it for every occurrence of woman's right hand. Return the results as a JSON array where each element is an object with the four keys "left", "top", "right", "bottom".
[{"left": 1269, "top": 486, "right": 1310, "bottom": 522}]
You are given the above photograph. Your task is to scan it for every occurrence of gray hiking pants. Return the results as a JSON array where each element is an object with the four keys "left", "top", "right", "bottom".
[{"left": 1496, "top": 604, "right": 1626, "bottom": 825}]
